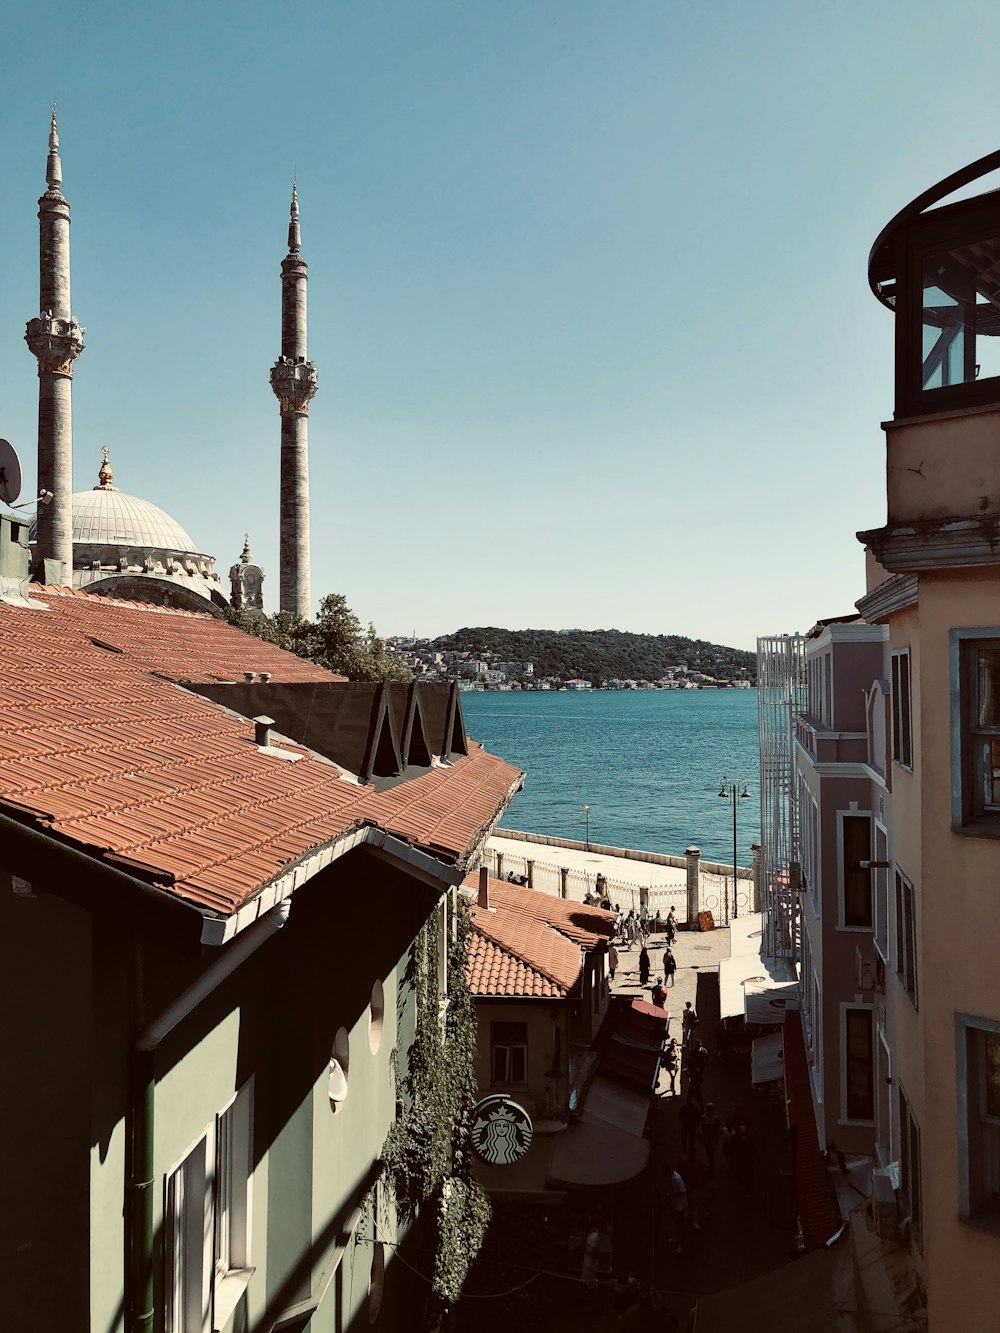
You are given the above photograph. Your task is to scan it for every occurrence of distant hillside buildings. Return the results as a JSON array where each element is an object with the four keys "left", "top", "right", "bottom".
[{"left": 385, "top": 637, "right": 753, "bottom": 691}]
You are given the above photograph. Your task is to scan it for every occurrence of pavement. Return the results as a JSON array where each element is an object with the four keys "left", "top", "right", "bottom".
[{"left": 458, "top": 919, "right": 801, "bottom": 1332}]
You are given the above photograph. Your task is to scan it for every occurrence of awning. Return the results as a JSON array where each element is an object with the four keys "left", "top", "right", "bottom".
[
  {"left": 581, "top": 1071, "right": 651, "bottom": 1140},
  {"left": 548, "top": 1114, "right": 650, "bottom": 1189},
  {"left": 630, "top": 997, "right": 670, "bottom": 1024},
  {"left": 718, "top": 947, "right": 796, "bottom": 1021},
  {"left": 693, "top": 1243, "right": 843, "bottom": 1332},
  {"left": 744, "top": 980, "right": 799, "bottom": 1026},
  {"left": 751, "top": 1032, "right": 784, "bottom": 1085}
]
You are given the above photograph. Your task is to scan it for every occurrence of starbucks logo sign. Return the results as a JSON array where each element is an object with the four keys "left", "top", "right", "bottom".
[{"left": 470, "top": 1095, "right": 533, "bottom": 1166}]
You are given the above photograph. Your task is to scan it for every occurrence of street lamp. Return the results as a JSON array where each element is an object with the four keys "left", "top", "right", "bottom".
[
  {"left": 718, "top": 778, "right": 751, "bottom": 923},
  {"left": 582, "top": 804, "right": 590, "bottom": 851}
]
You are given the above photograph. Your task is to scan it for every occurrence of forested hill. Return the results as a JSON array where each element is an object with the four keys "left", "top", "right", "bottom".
[{"left": 431, "top": 627, "right": 756, "bottom": 683}]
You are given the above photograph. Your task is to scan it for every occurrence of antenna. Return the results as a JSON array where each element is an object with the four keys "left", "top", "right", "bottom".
[{"left": 0, "top": 440, "right": 23, "bottom": 506}]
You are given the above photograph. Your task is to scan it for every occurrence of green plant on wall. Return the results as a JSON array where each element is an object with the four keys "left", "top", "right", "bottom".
[{"left": 381, "top": 894, "right": 490, "bottom": 1326}]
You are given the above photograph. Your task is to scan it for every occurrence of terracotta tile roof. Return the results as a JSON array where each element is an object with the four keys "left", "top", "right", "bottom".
[
  {"left": 467, "top": 905, "right": 581, "bottom": 998},
  {"left": 0, "top": 590, "right": 521, "bottom": 917},
  {"left": 32, "top": 585, "right": 341, "bottom": 683},
  {"left": 783, "top": 1010, "right": 839, "bottom": 1249},
  {"left": 461, "top": 876, "right": 616, "bottom": 946}
]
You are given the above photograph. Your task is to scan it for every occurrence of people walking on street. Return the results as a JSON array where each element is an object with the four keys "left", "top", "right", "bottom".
[
  {"left": 638, "top": 944, "right": 651, "bottom": 986},
  {"left": 608, "top": 943, "right": 619, "bottom": 982},
  {"left": 664, "top": 1037, "right": 680, "bottom": 1095},
  {"left": 679, "top": 1097, "right": 702, "bottom": 1157},
  {"left": 663, "top": 1164, "right": 688, "bottom": 1253},
  {"left": 684, "top": 1044, "right": 707, "bottom": 1110},
  {"left": 666, "top": 905, "right": 677, "bottom": 945},
  {"left": 699, "top": 1103, "right": 722, "bottom": 1171},
  {"left": 681, "top": 1000, "right": 699, "bottom": 1050},
  {"left": 651, "top": 977, "right": 668, "bottom": 1009},
  {"left": 662, "top": 946, "right": 677, "bottom": 986}
]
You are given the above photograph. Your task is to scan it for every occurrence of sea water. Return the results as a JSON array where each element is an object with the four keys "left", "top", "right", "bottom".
[{"left": 460, "top": 688, "right": 761, "bottom": 865}]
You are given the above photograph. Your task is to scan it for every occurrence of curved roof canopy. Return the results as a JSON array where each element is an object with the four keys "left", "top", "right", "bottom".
[{"left": 869, "top": 148, "right": 1000, "bottom": 308}]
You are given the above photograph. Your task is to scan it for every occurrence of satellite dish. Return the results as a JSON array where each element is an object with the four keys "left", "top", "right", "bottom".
[{"left": 0, "top": 441, "right": 22, "bottom": 506}]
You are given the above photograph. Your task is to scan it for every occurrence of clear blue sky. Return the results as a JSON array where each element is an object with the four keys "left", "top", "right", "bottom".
[{"left": 2, "top": 1, "right": 998, "bottom": 648}]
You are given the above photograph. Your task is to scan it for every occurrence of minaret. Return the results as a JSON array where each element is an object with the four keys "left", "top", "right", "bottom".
[
  {"left": 25, "top": 109, "right": 84, "bottom": 585},
  {"left": 269, "top": 181, "right": 317, "bottom": 618}
]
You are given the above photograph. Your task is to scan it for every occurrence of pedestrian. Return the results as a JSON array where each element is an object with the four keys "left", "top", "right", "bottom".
[
  {"left": 666, "top": 905, "right": 677, "bottom": 945},
  {"left": 596, "top": 872, "right": 607, "bottom": 899},
  {"left": 663, "top": 1037, "right": 680, "bottom": 1095},
  {"left": 700, "top": 1103, "right": 722, "bottom": 1172},
  {"left": 685, "top": 1063, "right": 705, "bottom": 1111},
  {"left": 730, "top": 1125, "right": 761, "bottom": 1198},
  {"left": 679, "top": 1098, "right": 702, "bottom": 1157},
  {"left": 638, "top": 944, "right": 651, "bottom": 986},
  {"left": 651, "top": 977, "right": 668, "bottom": 1009},
  {"left": 608, "top": 942, "right": 619, "bottom": 982},
  {"left": 679, "top": 1151, "right": 706, "bottom": 1231},
  {"left": 663, "top": 1164, "right": 688, "bottom": 1253},
  {"left": 663, "top": 946, "right": 677, "bottom": 986},
  {"left": 681, "top": 1001, "right": 699, "bottom": 1050},
  {"left": 654, "top": 908, "right": 663, "bottom": 932}
]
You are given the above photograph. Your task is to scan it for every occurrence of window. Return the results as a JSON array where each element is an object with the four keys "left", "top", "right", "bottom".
[
  {"left": 922, "top": 246, "right": 1000, "bottom": 395},
  {"left": 844, "top": 1007, "right": 874, "bottom": 1121},
  {"left": 959, "top": 1020, "right": 1000, "bottom": 1222},
  {"left": 368, "top": 979, "right": 385, "bottom": 1055},
  {"left": 841, "top": 814, "right": 873, "bottom": 929},
  {"left": 894, "top": 870, "right": 917, "bottom": 1005},
  {"left": 898, "top": 1084, "right": 922, "bottom": 1246},
  {"left": 491, "top": 1021, "right": 527, "bottom": 1085},
  {"left": 891, "top": 649, "right": 912, "bottom": 768},
  {"left": 329, "top": 1027, "right": 350, "bottom": 1113},
  {"left": 165, "top": 1080, "right": 253, "bottom": 1333}
]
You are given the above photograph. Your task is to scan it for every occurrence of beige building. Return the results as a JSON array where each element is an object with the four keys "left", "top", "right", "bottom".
[{"left": 852, "top": 148, "right": 1000, "bottom": 1329}]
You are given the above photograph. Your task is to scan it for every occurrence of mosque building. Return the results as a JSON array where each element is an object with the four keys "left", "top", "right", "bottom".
[{"left": 22, "top": 111, "right": 310, "bottom": 617}]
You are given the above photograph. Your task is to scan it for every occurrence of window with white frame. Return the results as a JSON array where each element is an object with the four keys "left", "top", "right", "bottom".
[
  {"left": 959, "top": 1020, "right": 1000, "bottom": 1222},
  {"left": 894, "top": 869, "right": 917, "bottom": 1005},
  {"left": 952, "top": 631, "right": 1000, "bottom": 829},
  {"left": 843, "top": 1006, "right": 874, "bottom": 1121},
  {"left": 491, "top": 1021, "right": 527, "bottom": 1085},
  {"left": 898, "top": 1084, "right": 922, "bottom": 1246},
  {"left": 891, "top": 649, "right": 912, "bottom": 768},
  {"left": 841, "top": 813, "right": 873, "bottom": 929},
  {"left": 165, "top": 1079, "right": 253, "bottom": 1333}
]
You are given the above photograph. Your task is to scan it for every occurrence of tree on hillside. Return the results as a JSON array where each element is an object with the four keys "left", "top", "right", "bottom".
[{"left": 225, "top": 593, "right": 411, "bottom": 682}]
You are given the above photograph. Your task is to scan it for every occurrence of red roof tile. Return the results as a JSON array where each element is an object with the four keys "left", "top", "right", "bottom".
[
  {"left": 0, "top": 591, "right": 521, "bottom": 916},
  {"left": 467, "top": 906, "right": 581, "bottom": 998},
  {"left": 461, "top": 875, "right": 616, "bottom": 946}
]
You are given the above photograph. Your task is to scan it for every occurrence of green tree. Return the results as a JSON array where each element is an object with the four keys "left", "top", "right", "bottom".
[{"left": 224, "top": 593, "right": 411, "bottom": 681}]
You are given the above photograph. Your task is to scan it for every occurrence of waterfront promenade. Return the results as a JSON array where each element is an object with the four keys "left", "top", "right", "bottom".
[{"left": 484, "top": 828, "right": 754, "bottom": 924}]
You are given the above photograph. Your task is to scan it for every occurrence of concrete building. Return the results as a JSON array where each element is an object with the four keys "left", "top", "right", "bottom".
[
  {"left": 795, "top": 616, "right": 889, "bottom": 1160},
  {"left": 0, "top": 503, "right": 522, "bottom": 1332},
  {"left": 852, "top": 146, "right": 1000, "bottom": 1329}
]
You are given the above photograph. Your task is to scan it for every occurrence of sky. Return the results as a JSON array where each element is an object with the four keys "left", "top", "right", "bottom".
[{"left": 2, "top": 1, "right": 999, "bottom": 649}]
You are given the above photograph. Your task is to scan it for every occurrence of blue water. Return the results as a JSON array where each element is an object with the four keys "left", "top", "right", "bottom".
[{"left": 461, "top": 689, "right": 761, "bottom": 864}]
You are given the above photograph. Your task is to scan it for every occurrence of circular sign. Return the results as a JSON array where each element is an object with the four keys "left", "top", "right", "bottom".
[
  {"left": 0, "top": 440, "right": 22, "bottom": 506},
  {"left": 469, "top": 1095, "right": 533, "bottom": 1166}
]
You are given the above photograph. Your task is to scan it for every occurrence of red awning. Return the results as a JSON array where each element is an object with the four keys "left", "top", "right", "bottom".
[{"left": 631, "top": 998, "right": 670, "bottom": 1023}]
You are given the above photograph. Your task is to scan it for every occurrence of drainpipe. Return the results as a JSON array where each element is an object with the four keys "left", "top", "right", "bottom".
[{"left": 128, "top": 898, "right": 291, "bottom": 1333}]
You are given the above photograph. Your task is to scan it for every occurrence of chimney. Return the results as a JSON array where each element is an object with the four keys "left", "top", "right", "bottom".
[
  {"left": 254, "top": 715, "right": 275, "bottom": 747},
  {"left": 478, "top": 865, "right": 490, "bottom": 911}
]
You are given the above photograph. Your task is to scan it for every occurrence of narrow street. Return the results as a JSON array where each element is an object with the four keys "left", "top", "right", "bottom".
[{"left": 457, "top": 919, "right": 798, "bottom": 1331}]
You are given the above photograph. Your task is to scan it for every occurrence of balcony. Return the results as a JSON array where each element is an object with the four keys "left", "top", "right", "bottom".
[{"left": 795, "top": 714, "right": 869, "bottom": 765}]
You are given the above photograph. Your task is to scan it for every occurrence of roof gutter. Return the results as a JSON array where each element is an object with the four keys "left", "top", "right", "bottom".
[{"left": 128, "top": 898, "right": 291, "bottom": 1333}]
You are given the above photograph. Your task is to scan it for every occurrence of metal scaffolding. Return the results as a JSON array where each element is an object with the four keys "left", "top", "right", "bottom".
[{"left": 757, "top": 633, "right": 807, "bottom": 964}]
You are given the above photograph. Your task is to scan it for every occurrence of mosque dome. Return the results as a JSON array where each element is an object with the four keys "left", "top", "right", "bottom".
[
  {"left": 29, "top": 449, "right": 229, "bottom": 612},
  {"left": 29, "top": 449, "right": 200, "bottom": 553}
]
